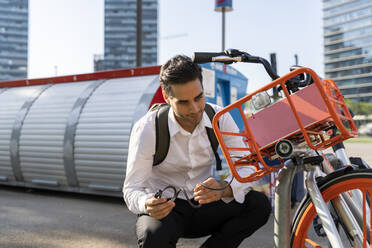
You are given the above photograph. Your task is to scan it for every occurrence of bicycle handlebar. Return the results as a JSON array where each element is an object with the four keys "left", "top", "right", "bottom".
[
  {"left": 192, "top": 49, "right": 280, "bottom": 80},
  {"left": 192, "top": 52, "right": 226, "bottom": 63},
  {"left": 193, "top": 49, "right": 318, "bottom": 92}
]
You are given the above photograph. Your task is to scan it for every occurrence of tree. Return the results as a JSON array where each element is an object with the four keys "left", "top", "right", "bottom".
[{"left": 345, "top": 99, "right": 372, "bottom": 116}]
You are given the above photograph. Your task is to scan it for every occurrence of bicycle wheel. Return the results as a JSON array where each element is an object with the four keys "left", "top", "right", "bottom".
[{"left": 291, "top": 168, "right": 372, "bottom": 247}]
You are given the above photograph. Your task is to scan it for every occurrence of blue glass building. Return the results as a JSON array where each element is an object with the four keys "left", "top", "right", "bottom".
[
  {"left": 103, "top": 0, "right": 157, "bottom": 70},
  {"left": 0, "top": 0, "right": 28, "bottom": 81},
  {"left": 323, "top": 0, "right": 372, "bottom": 102}
]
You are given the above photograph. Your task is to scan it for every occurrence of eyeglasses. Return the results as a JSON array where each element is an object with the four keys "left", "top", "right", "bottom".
[{"left": 154, "top": 185, "right": 202, "bottom": 208}]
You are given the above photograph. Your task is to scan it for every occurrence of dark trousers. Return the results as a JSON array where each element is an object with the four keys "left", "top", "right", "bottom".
[{"left": 136, "top": 190, "right": 271, "bottom": 248}]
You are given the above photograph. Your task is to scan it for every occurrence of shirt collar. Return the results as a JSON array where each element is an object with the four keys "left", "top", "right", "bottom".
[{"left": 168, "top": 107, "right": 212, "bottom": 137}]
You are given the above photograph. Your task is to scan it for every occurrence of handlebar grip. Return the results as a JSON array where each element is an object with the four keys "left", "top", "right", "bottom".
[{"left": 192, "top": 52, "right": 225, "bottom": 64}]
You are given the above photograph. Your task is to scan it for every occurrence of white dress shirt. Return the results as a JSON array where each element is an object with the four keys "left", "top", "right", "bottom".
[{"left": 123, "top": 103, "right": 255, "bottom": 214}]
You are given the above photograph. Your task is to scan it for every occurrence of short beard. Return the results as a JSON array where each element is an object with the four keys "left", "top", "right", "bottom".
[{"left": 177, "top": 109, "right": 203, "bottom": 126}]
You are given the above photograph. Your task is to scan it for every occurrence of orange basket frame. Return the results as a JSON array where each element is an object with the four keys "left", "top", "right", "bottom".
[{"left": 212, "top": 67, "right": 358, "bottom": 183}]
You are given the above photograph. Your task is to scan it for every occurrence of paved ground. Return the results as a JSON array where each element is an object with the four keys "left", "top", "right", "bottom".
[
  {"left": 330, "top": 142, "right": 372, "bottom": 165},
  {"left": 0, "top": 185, "right": 273, "bottom": 248},
  {"left": 0, "top": 142, "right": 371, "bottom": 248}
]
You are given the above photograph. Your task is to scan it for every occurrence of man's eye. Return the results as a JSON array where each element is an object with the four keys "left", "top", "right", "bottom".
[{"left": 195, "top": 95, "right": 203, "bottom": 101}]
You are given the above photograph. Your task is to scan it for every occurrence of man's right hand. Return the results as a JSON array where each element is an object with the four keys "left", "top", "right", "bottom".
[{"left": 145, "top": 197, "right": 175, "bottom": 220}]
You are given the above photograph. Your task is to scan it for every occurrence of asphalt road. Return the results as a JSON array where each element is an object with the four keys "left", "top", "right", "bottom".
[
  {"left": 0, "top": 142, "right": 371, "bottom": 248},
  {"left": 0, "top": 185, "right": 276, "bottom": 248}
]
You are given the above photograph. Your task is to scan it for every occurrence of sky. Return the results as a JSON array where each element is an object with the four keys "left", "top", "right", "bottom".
[{"left": 28, "top": 0, "right": 324, "bottom": 93}]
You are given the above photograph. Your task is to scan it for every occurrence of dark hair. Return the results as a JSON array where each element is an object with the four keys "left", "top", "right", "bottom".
[{"left": 159, "top": 55, "right": 203, "bottom": 96}]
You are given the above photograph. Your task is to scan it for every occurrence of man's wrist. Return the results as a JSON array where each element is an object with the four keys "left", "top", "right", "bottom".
[
  {"left": 218, "top": 182, "right": 225, "bottom": 199},
  {"left": 218, "top": 180, "right": 232, "bottom": 198}
]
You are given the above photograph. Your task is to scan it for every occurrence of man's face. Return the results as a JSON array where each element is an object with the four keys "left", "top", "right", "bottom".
[{"left": 163, "top": 78, "right": 205, "bottom": 129}]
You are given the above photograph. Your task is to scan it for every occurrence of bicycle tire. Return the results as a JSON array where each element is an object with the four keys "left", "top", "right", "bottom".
[{"left": 291, "top": 168, "right": 372, "bottom": 247}]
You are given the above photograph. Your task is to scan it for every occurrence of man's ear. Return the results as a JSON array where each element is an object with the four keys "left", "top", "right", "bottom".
[{"left": 162, "top": 89, "right": 170, "bottom": 104}]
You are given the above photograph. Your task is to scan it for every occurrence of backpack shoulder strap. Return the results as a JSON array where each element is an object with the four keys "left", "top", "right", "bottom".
[
  {"left": 204, "top": 103, "right": 222, "bottom": 171},
  {"left": 149, "top": 102, "right": 167, "bottom": 112},
  {"left": 152, "top": 103, "right": 221, "bottom": 170},
  {"left": 152, "top": 104, "right": 170, "bottom": 166}
]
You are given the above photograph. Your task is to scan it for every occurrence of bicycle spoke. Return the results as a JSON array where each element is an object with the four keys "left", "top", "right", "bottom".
[
  {"left": 305, "top": 238, "right": 322, "bottom": 248},
  {"left": 364, "top": 189, "right": 372, "bottom": 248},
  {"left": 363, "top": 190, "right": 367, "bottom": 248},
  {"left": 370, "top": 190, "right": 372, "bottom": 248},
  {"left": 361, "top": 188, "right": 372, "bottom": 248}
]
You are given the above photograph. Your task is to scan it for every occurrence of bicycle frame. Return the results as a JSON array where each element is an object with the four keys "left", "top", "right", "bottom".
[
  {"left": 323, "top": 146, "right": 372, "bottom": 245},
  {"left": 212, "top": 67, "right": 357, "bottom": 183},
  {"left": 211, "top": 67, "right": 366, "bottom": 247},
  {"left": 274, "top": 157, "right": 348, "bottom": 247},
  {"left": 270, "top": 148, "right": 372, "bottom": 248}
]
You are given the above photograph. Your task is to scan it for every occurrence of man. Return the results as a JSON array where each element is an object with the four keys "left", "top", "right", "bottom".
[{"left": 123, "top": 55, "right": 271, "bottom": 248}]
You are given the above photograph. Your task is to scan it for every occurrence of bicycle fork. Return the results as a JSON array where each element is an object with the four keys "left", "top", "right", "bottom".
[
  {"left": 325, "top": 148, "right": 371, "bottom": 246},
  {"left": 306, "top": 166, "right": 368, "bottom": 248},
  {"left": 274, "top": 158, "right": 368, "bottom": 248},
  {"left": 305, "top": 166, "right": 345, "bottom": 248},
  {"left": 274, "top": 158, "right": 345, "bottom": 248}
]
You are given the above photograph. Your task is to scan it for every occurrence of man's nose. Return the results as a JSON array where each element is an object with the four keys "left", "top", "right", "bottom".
[{"left": 190, "top": 101, "right": 199, "bottom": 113}]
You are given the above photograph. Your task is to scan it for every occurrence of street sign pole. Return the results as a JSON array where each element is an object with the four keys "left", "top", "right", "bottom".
[
  {"left": 222, "top": 8, "right": 225, "bottom": 51},
  {"left": 215, "top": 0, "right": 232, "bottom": 52}
]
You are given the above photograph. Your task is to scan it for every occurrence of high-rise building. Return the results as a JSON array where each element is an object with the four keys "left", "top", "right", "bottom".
[
  {"left": 93, "top": 54, "right": 105, "bottom": 72},
  {"left": 323, "top": 0, "right": 372, "bottom": 102},
  {"left": 103, "top": 0, "right": 157, "bottom": 70},
  {"left": 0, "top": 0, "right": 28, "bottom": 81}
]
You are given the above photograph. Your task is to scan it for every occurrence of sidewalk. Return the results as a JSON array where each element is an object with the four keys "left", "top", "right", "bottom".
[
  {"left": 1, "top": 142, "right": 370, "bottom": 247},
  {"left": 0, "top": 185, "right": 274, "bottom": 248}
]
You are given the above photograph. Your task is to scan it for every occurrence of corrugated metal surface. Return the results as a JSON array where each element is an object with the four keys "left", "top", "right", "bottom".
[
  {"left": 0, "top": 67, "right": 161, "bottom": 196},
  {"left": 75, "top": 75, "right": 158, "bottom": 193},
  {"left": 20, "top": 81, "right": 94, "bottom": 186},
  {"left": 0, "top": 86, "right": 44, "bottom": 182},
  {"left": 0, "top": 65, "right": 248, "bottom": 196}
]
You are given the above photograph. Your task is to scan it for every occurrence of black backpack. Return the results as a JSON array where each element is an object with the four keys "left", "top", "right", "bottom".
[{"left": 149, "top": 103, "right": 222, "bottom": 171}]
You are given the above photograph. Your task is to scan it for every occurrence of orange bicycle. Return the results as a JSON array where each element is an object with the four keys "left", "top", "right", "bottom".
[{"left": 194, "top": 49, "right": 371, "bottom": 248}]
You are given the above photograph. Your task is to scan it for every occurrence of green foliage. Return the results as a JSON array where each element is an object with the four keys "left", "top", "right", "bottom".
[
  {"left": 345, "top": 137, "right": 372, "bottom": 143},
  {"left": 345, "top": 99, "right": 372, "bottom": 115},
  {"left": 359, "top": 102, "right": 372, "bottom": 115}
]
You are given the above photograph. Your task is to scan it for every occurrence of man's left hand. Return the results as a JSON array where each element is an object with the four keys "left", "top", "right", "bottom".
[{"left": 193, "top": 177, "right": 223, "bottom": 204}]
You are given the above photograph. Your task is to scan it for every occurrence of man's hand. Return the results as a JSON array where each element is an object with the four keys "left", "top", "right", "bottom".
[
  {"left": 193, "top": 177, "right": 225, "bottom": 205},
  {"left": 145, "top": 197, "right": 175, "bottom": 220}
]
